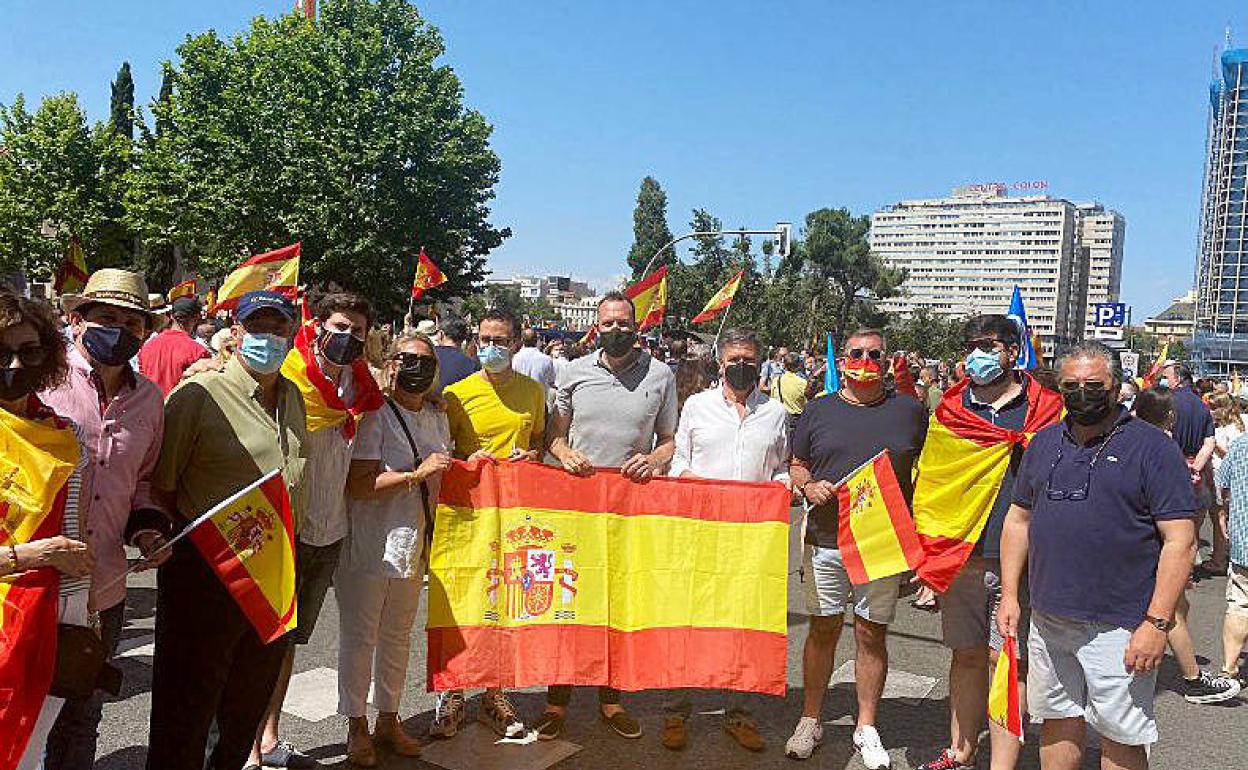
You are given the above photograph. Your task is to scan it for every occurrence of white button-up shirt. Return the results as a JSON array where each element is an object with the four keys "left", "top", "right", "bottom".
[{"left": 670, "top": 385, "right": 790, "bottom": 482}]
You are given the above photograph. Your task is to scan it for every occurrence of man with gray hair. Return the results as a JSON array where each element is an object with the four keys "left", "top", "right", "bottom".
[
  {"left": 538, "top": 290, "right": 678, "bottom": 741},
  {"left": 661, "top": 327, "right": 790, "bottom": 753},
  {"left": 998, "top": 341, "right": 1198, "bottom": 770}
]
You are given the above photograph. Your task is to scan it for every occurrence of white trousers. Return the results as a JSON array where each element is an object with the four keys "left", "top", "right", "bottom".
[
  {"left": 335, "top": 567, "right": 423, "bottom": 717},
  {"left": 18, "top": 591, "right": 89, "bottom": 770}
]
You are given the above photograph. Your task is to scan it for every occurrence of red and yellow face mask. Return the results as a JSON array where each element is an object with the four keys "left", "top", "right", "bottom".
[{"left": 843, "top": 357, "right": 883, "bottom": 382}]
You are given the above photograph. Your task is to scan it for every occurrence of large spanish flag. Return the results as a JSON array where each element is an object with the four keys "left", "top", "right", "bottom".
[
  {"left": 0, "top": 401, "right": 80, "bottom": 770},
  {"left": 834, "top": 450, "right": 924, "bottom": 584},
  {"left": 691, "top": 268, "right": 744, "bottom": 324},
  {"left": 913, "top": 375, "right": 1063, "bottom": 592},
  {"left": 411, "top": 248, "right": 448, "bottom": 300},
  {"left": 427, "top": 460, "right": 790, "bottom": 694},
  {"left": 987, "top": 634, "right": 1024, "bottom": 741},
  {"left": 186, "top": 469, "right": 297, "bottom": 644},
  {"left": 212, "top": 243, "right": 301, "bottom": 313},
  {"left": 281, "top": 299, "right": 383, "bottom": 440},
  {"left": 625, "top": 266, "right": 668, "bottom": 332}
]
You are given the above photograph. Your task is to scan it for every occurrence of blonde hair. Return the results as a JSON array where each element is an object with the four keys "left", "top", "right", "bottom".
[
  {"left": 1209, "top": 391, "right": 1244, "bottom": 432},
  {"left": 381, "top": 331, "right": 439, "bottom": 397}
]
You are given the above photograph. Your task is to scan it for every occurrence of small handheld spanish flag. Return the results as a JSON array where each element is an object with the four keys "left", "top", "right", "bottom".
[
  {"left": 53, "top": 235, "right": 89, "bottom": 295},
  {"left": 411, "top": 248, "right": 448, "bottom": 300},
  {"left": 691, "top": 268, "right": 744, "bottom": 324},
  {"left": 625, "top": 266, "right": 668, "bottom": 332},
  {"left": 988, "top": 634, "right": 1025, "bottom": 742},
  {"left": 168, "top": 280, "right": 197, "bottom": 303},
  {"left": 833, "top": 450, "right": 924, "bottom": 584}
]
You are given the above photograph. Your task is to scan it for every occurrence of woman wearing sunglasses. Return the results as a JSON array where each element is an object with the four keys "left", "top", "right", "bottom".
[{"left": 0, "top": 289, "right": 94, "bottom": 769}]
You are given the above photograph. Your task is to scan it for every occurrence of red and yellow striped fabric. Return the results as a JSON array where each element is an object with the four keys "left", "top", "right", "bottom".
[
  {"left": 834, "top": 450, "right": 924, "bottom": 584},
  {"left": 187, "top": 471, "right": 297, "bottom": 644},
  {"left": 625, "top": 266, "right": 668, "bottom": 332},
  {"left": 167, "top": 280, "right": 197, "bottom": 302},
  {"left": 691, "top": 268, "right": 744, "bottom": 324},
  {"left": 912, "top": 375, "right": 1063, "bottom": 592},
  {"left": 988, "top": 634, "right": 1024, "bottom": 741},
  {"left": 52, "top": 235, "right": 88, "bottom": 295},
  {"left": 212, "top": 242, "right": 301, "bottom": 313},
  {"left": 280, "top": 298, "right": 383, "bottom": 440},
  {"left": 427, "top": 460, "right": 790, "bottom": 695},
  {"left": 0, "top": 401, "right": 80, "bottom": 770}
]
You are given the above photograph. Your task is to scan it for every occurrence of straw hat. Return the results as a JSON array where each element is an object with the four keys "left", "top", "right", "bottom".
[{"left": 61, "top": 268, "right": 155, "bottom": 320}]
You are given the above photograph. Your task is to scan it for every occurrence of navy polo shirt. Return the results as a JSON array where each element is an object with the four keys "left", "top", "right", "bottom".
[
  {"left": 1013, "top": 409, "right": 1197, "bottom": 629},
  {"left": 964, "top": 382, "right": 1029, "bottom": 559},
  {"left": 1170, "top": 386, "right": 1214, "bottom": 458}
]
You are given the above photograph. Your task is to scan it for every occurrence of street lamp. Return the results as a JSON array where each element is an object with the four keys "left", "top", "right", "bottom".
[{"left": 637, "top": 222, "right": 792, "bottom": 279}]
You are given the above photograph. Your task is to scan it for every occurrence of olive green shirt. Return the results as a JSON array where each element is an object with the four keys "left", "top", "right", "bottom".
[{"left": 153, "top": 356, "right": 308, "bottom": 530}]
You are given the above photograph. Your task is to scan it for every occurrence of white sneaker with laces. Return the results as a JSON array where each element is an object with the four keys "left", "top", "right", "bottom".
[
  {"left": 854, "top": 725, "right": 891, "bottom": 769},
  {"left": 784, "top": 716, "right": 823, "bottom": 760}
]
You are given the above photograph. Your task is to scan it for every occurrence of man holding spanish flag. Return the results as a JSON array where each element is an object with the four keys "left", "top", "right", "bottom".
[
  {"left": 911, "top": 315, "right": 1062, "bottom": 770},
  {"left": 146, "top": 291, "right": 309, "bottom": 770},
  {"left": 786, "top": 328, "right": 928, "bottom": 767}
]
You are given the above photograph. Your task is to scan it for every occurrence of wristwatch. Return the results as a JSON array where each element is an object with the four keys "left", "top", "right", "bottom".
[{"left": 1144, "top": 614, "right": 1176, "bottom": 632}]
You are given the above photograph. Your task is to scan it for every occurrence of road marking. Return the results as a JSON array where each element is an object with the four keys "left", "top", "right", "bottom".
[
  {"left": 829, "top": 661, "right": 938, "bottom": 704},
  {"left": 282, "top": 667, "right": 340, "bottom": 723},
  {"left": 116, "top": 635, "right": 155, "bottom": 660}
]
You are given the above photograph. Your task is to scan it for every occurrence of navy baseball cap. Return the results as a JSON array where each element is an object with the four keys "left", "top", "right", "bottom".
[{"left": 236, "top": 290, "right": 296, "bottom": 322}]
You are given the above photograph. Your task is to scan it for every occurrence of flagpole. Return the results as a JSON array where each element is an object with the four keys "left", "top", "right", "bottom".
[{"left": 94, "top": 468, "right": 282, "bottom": 595}]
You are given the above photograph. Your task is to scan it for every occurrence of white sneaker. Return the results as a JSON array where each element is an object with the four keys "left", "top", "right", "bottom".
[
  {"left": 784, "top": 716, "right": 823, "bottom": 760},
  {"left": 854, "top": 725, "right": 891, "bottom": 769}
]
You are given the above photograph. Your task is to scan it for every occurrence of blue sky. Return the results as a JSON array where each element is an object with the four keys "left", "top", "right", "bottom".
[{"left": 1, "top": 1, "right": 1242, "bottom": 316}]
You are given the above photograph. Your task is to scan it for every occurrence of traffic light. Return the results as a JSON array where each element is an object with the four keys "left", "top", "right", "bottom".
[{"left": 775, "top": 222, "right": 792, "bottom": 259}]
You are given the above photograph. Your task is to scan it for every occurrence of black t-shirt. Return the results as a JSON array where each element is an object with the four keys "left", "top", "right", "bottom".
[{"left": 792, "top": 392, "right": 929, "bottom": 547}]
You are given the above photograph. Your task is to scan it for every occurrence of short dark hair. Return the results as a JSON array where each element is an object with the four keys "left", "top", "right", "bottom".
[
  {"left": 314, "top": 291, "right": 374, "bottom": 329},
  {"left": 0, "top": 289, "right": 69, "bottom": 393},
  {"left": 784, "top": 352, "right": 804, "bottom": 372},
  {"left": 597, "top": 291, "right": 636, "bottom": 317},
  {"left": 964, "top": 314, "right": 1020, "bottom": 348},
  {"left": 1133, "top": 387, "right": 1174, "bottom": 431},
  {"left": 1176, "top": 364, "right": 1195, "bottom": 385},
  {"left": 521, "top": 328, "right": 539, "bottom": 347},
  {"left": 717, "top": 327, "right": 762, "bottom": 359},
  {"left": 480, "top": 307, "right": 520, "bottom": 338},
  {"left": 440, "top": 315, "right": 469, "bottom": 345},
  {"left": 667, "top": 338, "right": 688, "bottom": 360}
]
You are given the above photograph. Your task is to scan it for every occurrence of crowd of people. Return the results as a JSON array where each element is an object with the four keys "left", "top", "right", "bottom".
[{"left": 4, "top": 264, "right": 1246, "bottom": 770}]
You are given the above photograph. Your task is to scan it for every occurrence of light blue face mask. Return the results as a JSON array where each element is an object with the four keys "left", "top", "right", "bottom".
[
  {"left": 478, "top": 344, "right": 511, "bottom": 373},
  {"left": 239, "top": 332, "right": 290, "bottom": 374},
  {"left": 1157, "top": 377, "right": 1170, "bottom": 389},
  {"left": 965, "top": 348, "right": 1005, "bottom": 385}
]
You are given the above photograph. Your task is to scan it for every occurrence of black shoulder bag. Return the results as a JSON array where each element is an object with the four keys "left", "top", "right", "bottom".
[{"left": 385, "top": 398, "right": 436, "bottom": 553}]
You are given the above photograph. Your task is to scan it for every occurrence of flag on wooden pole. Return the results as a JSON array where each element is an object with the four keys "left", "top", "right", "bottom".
[
  {"left": 691, "top": 269, "right": 744, "bottom": 324},
  {"left": 410, "top": 248, "right": 448, "bottom": 300},
  {"left": 988, "top": 634, "right": 1024, "bottom": 741},
  {"left": 833, "top": 450, "right": 924, "bottom": 584},
  {"left": 211, "top": 243, "right": 301, "bottom": 313},
  {"left": 625, "top": 266, "right": 668, "bottom": 332}
]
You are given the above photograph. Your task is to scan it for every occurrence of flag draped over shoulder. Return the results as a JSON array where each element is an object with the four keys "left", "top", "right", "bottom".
[
  {"left": 187, "top": 470, "right": 297, "bottom": 644},
  {"left": 0, "top": 402, "right": 80, "bottom": 770},
  {"left": 212, "top": 243, "right": 301, "bottom": 313},
  {"left": 53, "top": 235, "right": 88, "bottom": 295},
  {"left": 988, "top": 635, "right": 1024, "bottom": 741},
  {"left": 625, "top": 266, "right": 668, "bottom": 332},
  {"left": 913, "top": 374, "right": 1064, "bottom": 592},
  {"left": 410, "top": 248, "right": 448, "bottom": 300},
  {"left": 691, "top": 268, "right": 744, "bottom": 324},
  {"left": 834, "top": 450, "right": 924, "bottom": 584},
  {"left": 280, "top": 299, "right": 383, "bottom": 440},
  {"left": 427, "top": 460, "right": 791, "bottom": 695}
]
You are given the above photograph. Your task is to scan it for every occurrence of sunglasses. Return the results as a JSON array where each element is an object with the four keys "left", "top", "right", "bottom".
[
  {"left": 1045, "top": 425, "right": 1123, "bottom": 501},
  {"left": 846, "top": 348, "right": 884, "bottom": 361},
  {"left": 393, "top": 352, "right": 437, "bottom": 367},
  {"left": 0, "top": 344, "right": 48, "bottom": 368},
  {"left": 1057, "top": 380, "right": 1109, "bottom": 394}
]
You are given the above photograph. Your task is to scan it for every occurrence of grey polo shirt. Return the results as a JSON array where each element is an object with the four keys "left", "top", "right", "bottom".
[{"left": 555, "top": 350, "right": 678, "bottom": 468}]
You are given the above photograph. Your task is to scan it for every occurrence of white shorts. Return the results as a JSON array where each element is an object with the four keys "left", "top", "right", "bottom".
[
  {"left": 1027, "top": 611, "right": 1158, "bottom": 746},
  {"left": 801, "top": 544, "right": 900, "bottom": 624}
]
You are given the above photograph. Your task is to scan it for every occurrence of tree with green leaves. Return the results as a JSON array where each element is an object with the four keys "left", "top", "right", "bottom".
[
  {"left": 626, "top": 176, "right": 675, "bottom": 279},
  {"left": 885, "top": 307, "right": 968, "bottom": 361},
  {"left": 126, "top": 0, "right": 508, "bottom": 314},
  {"left": 110, "top": 62, "right": 135, "bottom": 140}
]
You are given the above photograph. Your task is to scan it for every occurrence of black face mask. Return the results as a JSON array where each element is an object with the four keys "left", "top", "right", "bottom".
[
  {"left": 724, "top": 361, "right": 759, "bottom": 392},
  {"left": 600, "top": 329, "right": 637, "bottom": 358},
  {"left": 321, "top": 330, "right": 365, "bottom": 366},
  {"left": 396, "top": 359, "right": 438, "bottom": 394},
  {"left": 0, "top": 368, "right": 37, "bottom": 401},
  {"left": 1063, "top": 386, "right": 1116, "bottom": 426},
  {"left": 81, "top": 325, "right": 143, "bottom": 367}
]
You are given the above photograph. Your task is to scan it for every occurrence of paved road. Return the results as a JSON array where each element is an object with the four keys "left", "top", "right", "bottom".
[{"left": 95, "top": 510, "right": 1247, "bottom": 769}]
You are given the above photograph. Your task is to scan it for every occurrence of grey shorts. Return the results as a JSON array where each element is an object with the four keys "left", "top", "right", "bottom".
[
  {"left": 801, "top": 544, "right": 900, "bottom": 624},
  {"left": 1027, "top": 611, "right": 1158, "bottom": 746},
  {"left": 940, "top": 556, "right": 1028, "bottom": 656},
  {"left": 292, "top": 539, "right": 343, "bottom": 645}
]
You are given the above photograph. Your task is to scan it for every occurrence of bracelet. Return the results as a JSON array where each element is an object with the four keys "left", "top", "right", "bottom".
[
  {"left": 7, "top": 543, "right": 17, "bottom": 572},
  {"left": 405, "top": 471, "right": 417, "bottom": 490}
]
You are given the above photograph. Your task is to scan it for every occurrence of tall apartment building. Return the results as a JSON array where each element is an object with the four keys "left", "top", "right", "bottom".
[
  {"left": 871, "top": 185, "right": 1123, "bottom": 352},
  {"left": 1194, "top": 48, "right": 1248, "bottom": 375},
  {"left": 1077, "top": 202, "right": 1127, "bottom": 340}
]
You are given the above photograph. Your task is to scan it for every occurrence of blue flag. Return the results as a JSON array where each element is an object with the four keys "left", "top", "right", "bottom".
[
  {"left": 825, "top": 332, "right": 840, "bottom": 393},
  {"left": 1007, "top": 286, "right": 1037, "bottom": 370}
]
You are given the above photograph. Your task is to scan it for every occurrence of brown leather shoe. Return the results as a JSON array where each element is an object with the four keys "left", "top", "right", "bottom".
[
  {"left": 661, "top": 716, "right": 688, "bottom": 750},
  {"left": 374, "top": 718, "right": 423, "bottom": 757},
  {"left": 726, "top": 715, "right": 766, "bottom": 752},
  {"left": 346, "top": 730, "right": 378, "bottom": 768}
]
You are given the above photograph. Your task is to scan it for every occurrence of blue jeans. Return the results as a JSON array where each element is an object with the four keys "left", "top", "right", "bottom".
[{"left": 43, "top": 603, "right": 125, "bottom": 770}]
